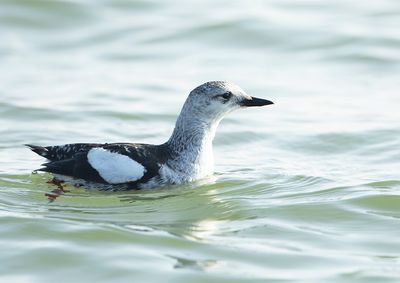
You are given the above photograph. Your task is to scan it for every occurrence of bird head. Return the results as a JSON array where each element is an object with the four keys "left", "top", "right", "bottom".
[{"left": 183, "top": 81, "right": 273, "bottom": 122}]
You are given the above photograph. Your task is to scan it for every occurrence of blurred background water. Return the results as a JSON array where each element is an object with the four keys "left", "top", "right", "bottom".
[{"left": 1, "top": 0, "right": 400, "bottom": 282}]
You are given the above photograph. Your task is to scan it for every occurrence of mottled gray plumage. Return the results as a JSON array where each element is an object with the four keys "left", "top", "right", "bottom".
[{"left": 27, "top": 81, "right": 273, "bottom": 190}]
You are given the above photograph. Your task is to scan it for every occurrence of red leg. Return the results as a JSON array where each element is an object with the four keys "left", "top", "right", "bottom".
[{"left": 45, "top": 178, "right": 70, "bottom": 202}]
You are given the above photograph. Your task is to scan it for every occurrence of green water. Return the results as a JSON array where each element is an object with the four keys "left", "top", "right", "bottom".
[{"left": 1, "top": 0, "right": 400, "bottom": 282}]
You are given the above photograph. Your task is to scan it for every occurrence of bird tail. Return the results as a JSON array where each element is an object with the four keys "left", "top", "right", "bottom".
[{"left": 25, "top": 144, "right": 49, "bottom": 158}]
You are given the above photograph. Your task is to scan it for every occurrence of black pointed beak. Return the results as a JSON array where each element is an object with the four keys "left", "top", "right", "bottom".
[{"left": 241, "top": 96, "right": 274, "bottom": 107}]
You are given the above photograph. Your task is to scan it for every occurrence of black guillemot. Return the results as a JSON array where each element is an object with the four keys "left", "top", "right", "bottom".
[{"left": 27, "top": 81, "right": 273, "bottom": 190}]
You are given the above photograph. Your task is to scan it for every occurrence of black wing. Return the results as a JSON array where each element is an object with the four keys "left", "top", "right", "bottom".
[
  {"left": 39, "top": 151, "right": 106, "bottom": 183},
  {"left": 27, "top": 143, "right": 171, "bottom": 187}
]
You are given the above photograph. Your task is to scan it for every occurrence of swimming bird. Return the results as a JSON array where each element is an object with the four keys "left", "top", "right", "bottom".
[{"left": 27, "top": 81, "right": 273, "bottom": 190}]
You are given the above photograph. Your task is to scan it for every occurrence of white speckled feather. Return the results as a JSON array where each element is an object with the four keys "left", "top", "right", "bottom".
[
  {"left": 29, "top": 81, "right": 273, "bottom": 190},
  {"left": 87, "top": 148, "right": 146, "bottom": 184}
]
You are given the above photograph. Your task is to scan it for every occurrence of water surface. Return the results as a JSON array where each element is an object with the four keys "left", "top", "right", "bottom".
[{"left": 1, "top": 0, "right": 400, "bottom": 282}]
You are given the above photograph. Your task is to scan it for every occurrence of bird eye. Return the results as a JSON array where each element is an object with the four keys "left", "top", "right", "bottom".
[{"left": 221, "top": 92, "right": 232, "bottom": 100}]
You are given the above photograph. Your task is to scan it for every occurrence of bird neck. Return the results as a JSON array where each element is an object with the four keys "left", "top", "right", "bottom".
[
  {"left": 168, "top": 114, "right": 219, "bottom": 155},
  {"left": 166, "top": 113, "right": 221, "bottom": 175}
]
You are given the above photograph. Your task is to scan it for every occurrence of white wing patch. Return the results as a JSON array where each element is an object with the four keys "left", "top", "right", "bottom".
[{"left": 87, "top": 148, "right": 146, "bottom": 184}]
